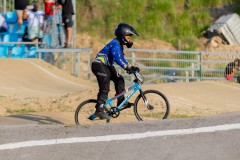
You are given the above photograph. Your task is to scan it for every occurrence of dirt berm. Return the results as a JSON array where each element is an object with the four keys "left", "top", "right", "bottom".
[{"left": 0, "top": 59, "right": 239, "bottom": 125}]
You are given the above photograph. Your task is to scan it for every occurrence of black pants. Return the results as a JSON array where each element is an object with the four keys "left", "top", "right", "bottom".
[{"left": 92, "top": 62, "right": 125, "bottom": 107}]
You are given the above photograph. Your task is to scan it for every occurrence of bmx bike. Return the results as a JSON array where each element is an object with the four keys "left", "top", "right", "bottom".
[{"left": 75, "top": 72, "right": 170, "bottom": 125}]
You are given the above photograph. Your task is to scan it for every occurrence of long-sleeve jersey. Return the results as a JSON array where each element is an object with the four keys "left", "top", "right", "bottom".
[{"left": 94, "top": 38, "right": 130, "bottom": 69}]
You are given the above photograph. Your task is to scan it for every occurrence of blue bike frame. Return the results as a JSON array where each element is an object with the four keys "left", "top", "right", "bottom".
[
  {"left": 88, "top": 81, "right": 142, "bottom": 120},
  {"left": 106, "top": 82, "right": 141, "bottom": 110}
]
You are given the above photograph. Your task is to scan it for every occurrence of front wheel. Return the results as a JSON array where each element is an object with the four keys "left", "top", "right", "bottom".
[{"left": 134, "top": 90, "right": 170, "bottom": 121}]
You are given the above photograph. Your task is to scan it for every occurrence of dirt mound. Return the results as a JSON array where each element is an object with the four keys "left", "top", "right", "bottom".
[
  {"left": 1, "top": 36, "right": 240, "bottom": 124},
  {"left": 1, "top": 79, "right": 240, "bottom": 124},
  {"left": 0, "top": 59, "right": 96, "bottom": 98}
]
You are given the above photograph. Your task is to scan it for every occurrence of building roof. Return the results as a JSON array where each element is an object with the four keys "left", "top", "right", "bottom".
[{"left": 208, "top": 13, "right": 240, "bottom": 45}]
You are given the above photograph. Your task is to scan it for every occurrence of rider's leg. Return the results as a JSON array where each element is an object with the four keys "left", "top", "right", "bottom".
[
  {"left": 92, "top": 62, "right": 111, "bottom": 120},
  {"left": 109, "top": 66, "right": 133, "bottom": 108},
  {"left": 108, "top": 66, "right": 125, "bottom": 105}
]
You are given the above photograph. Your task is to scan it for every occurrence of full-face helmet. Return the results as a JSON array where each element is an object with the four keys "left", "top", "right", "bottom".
[{"left": 114, "top": 23, "right": 139, "bottom": 48}]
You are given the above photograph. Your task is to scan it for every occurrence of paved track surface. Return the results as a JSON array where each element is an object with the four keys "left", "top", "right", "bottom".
[{"left": 0, "top": 112, "right": 240, "bottom": 160}]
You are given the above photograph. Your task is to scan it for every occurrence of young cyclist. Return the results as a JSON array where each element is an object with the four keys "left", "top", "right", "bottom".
[{"left": 92, "top": 23, "right": 140, "bottom": 121}]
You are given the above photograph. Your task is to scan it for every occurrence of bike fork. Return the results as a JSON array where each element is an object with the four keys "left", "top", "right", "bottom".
[{"left": 139, "top": 90, "right": 154, "bottom": 110}]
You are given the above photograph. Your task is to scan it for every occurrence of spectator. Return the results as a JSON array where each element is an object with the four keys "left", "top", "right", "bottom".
[
  {"left": 43, "top": 0, "right": 65, "bottom": 48},
  {"left": 44, "top": 0, "right": 55, "bottom": 33},
  {"left": 0, "top": 12, "right": 8, "bottom": 32},
  {"left": 57, "top": 0, "right": 74, "bottom": 48},
  {"left": 14, "top": 0, "right": 29, "bottom": 32},
  {"left": 23, "top": 1, "right": 45, "bottom": 44},
  {"left": 225, "top": 58, "right": 240, "bottom": 81}
]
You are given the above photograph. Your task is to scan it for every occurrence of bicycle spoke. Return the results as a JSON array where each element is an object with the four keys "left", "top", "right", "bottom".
[
  {"left": 134, "top": 90, "right": 169, "bottom": 121},
  {"left": 75, "top": 99, "right": 109, "bottom": 125}
]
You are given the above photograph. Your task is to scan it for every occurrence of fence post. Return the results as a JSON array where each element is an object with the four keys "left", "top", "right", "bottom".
[
  {"left": 72, "top": 52, "right": 75, "bottom": 76},
  {"left": 76, "top": 52, "right": 81, "bottom": 77},
  {"left": 36, "top": 39, "right": 42, "bottom": 59},
  {"left": 4, "top": 0, "right": 6, "bottom": 14},
  {"left": 185, "top": 71, "right": 189, "bottom": 82},
  {"left": 198, "top": 52, "right": 202, "bottom": 81},
  {"left": 191, "top": 63, "right": 194, "bottom": 78},
  {"left": 87, "top": 51, "right": 91, "bottom": 80},
  {"left": 132, "top": 52, "right": 135, "bottom": 65}
]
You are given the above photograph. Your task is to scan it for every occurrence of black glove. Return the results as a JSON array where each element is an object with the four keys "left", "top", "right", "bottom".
[{"left": 126, "top": 66, "right": 140, "bottom": 74}]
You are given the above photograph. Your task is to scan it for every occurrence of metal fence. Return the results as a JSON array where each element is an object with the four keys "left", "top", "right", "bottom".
[
  {"left": 36, "top": 48, "right": 92, "bottom": 79},
  {"left": 113, "top": 49, "right": 240, "bottom": 84},
  {"left": 0, "top": 41, "right": 92, "bottom": 80},
  {"left": 0, "top": 0, "right": 47, "bottom": 13},
  {"left": 45, "top": 48, "right": 238, "bottom": 84},
  {"left": 1, "top": 43, "right": 239, "bottom": 84}
]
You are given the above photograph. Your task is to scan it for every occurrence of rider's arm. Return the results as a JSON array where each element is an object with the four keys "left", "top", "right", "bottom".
[{"left": 111, "top": 45, "right": 131, "bottom": 69}]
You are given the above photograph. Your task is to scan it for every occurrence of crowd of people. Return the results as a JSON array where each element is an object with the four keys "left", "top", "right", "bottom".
[{"left": 14, "top": 0, "right": 74, "bottom": 48}]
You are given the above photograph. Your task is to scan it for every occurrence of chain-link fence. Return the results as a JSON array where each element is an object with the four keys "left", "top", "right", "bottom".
[
  {"left": 36, "top": 48, "right": 92, "bottom": 79},
  {"left": 114, "top": 49, "right": 240, "bottom": 84}
]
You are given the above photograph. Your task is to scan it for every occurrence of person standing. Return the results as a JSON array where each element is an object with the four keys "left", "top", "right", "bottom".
[
  {"left": 23, "top": 1, "right": 45, "bottom": 44},
  {"left": 225, "top": 58, "right": 240, "bottom": 81},
  {"left": 44, "top": 0, "right": 55, "bottom": 24},
  {"left": 57, "top": 0, "right": 74, "bottom": 48},
  {"left": 14, "top": 0, "right": 29, "bottom": 31},
  {"left": 0, "top": 12, "right": 8, "bottom": 32}
]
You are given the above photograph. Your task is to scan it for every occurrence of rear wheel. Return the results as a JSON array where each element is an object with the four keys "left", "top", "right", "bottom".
[
  {"left": 134, "top": 90, "right": 170, "bottom": 121},
  {"left": 75, "top": 99, "right": 108, "bottom": 126}
]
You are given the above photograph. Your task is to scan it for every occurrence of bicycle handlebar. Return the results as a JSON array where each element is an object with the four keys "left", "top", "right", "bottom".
[{"left": 133, "top": 71, "right": 144, "bottom": 84}]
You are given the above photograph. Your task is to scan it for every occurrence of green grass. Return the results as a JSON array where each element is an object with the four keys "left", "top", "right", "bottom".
[
  {"left": 169, "top": 114, "right": 200, "bottom": 119},
  {"left": 76, "top": 0, "right": 240, "bottom": 50},
  {"left": 0, "top": 95, "right": 6, "bottom": 98},
  {"left": 38, "top": 120, "right": 58, "bottom": 125},
  {"left": 6, "top": 108, "right": 37, "bottom": 114}
]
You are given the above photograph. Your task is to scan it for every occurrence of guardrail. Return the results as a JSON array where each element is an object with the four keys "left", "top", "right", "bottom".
[
  {"left": 0, "top": 41, "right": 92, "bottom": 80},
  {"left": 36, "top": 48, "right": 92, "bottom": 79},
  {"left": 118, "top": 49, "right": 240, "bottom": 84},
  {"left": 1, "top": 41, "right": 239, "bottom": 84}
]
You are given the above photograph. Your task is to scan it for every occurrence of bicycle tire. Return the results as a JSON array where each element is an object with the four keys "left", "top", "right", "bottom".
[
  {"left": 134, "top": 90, "right": 170, "bottom": 121},
  {"left": 75, "top": 99, "right": 98, "bottom": 125}
]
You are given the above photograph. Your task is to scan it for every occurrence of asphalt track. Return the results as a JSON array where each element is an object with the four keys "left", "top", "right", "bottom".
[{"left": 0, "top": 112, "right": 240, "bottom": 160}]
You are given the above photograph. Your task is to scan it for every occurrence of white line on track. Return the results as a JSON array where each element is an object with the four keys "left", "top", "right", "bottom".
[
  {"left": 0, "top": 123, "right": 240, "bottom": 151},
  {"left": 23, "top": 60, "right": 87, "bottom": 88}
]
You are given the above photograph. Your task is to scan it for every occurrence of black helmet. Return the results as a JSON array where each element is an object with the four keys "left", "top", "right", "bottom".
[{"left": 115, "top": 23, "right": 139, "bottom": 48}]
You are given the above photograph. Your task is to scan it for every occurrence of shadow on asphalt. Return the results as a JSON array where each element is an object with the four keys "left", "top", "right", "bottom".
[{"left": 8, "top": 114, "right": 64, "bottom": 124}]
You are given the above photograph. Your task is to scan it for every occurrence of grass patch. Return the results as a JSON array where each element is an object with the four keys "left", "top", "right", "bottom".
[
  {"left": 169, "top": 114, "right": 200, "bottom": 119},
  {"left": 76, "top": 0, "right": 240, "bottom": 50},
  {"left": 6, "top": 108, "right": 37, "bottom": 114},
  {"left": 38, "top": 120, "right": 58, "bottom": 125}
]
